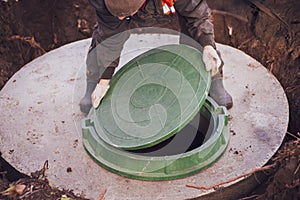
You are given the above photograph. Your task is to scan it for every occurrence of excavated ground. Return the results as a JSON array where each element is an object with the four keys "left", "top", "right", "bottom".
[{"left": 0, "top": 0, "right": 299, "bottom": 199}]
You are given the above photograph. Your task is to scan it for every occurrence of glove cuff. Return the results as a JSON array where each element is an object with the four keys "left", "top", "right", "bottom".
[{"left": 199, "top": 33, "right": 216, "bottom": 49}]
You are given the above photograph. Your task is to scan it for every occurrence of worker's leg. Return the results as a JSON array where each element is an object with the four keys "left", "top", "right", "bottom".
[
  {"left": 80, "top": 25, "right": 130, "bottom": 114},
  {"left": 209, "top": 51, "right": 233, "bottom": 109},
  {"left": 177, "top": 15, "right": 233, "bottom": 109}
]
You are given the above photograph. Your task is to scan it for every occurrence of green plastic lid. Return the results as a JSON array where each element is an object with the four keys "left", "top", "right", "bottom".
[
  {"left": 82, "top": 97, "right": 229, "bottom": 180},
  {"left": 92, "top": 44, "right": 211, "bottom": 150}
]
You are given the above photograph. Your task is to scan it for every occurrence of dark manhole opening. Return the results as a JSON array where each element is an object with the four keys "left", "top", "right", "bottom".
[{"left": 128, "top": 107, "right": 210, "bottom": 156}]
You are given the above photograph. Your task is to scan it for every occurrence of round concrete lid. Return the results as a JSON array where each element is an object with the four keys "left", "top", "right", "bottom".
[{"left": 92, "top": 44, "right": 210, "bottom": 150}]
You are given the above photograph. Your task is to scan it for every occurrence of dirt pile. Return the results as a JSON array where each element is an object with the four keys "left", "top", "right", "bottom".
[
  {"left": 209, "top": 0, "right": 300, "bottom": 133},
  {"left": 0, "top": 0, "right": 95, "bottom": 87}
]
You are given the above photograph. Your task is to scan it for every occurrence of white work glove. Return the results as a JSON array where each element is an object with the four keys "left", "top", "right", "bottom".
[
  {"left": 202, "top": 45, "right": 222, "bottom": 77},
  {"left": 91, "top": 83, "right": 110, "bottom": 108}
]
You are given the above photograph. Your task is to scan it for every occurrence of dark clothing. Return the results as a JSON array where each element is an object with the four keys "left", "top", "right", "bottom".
[{"left": 87, "top": 0, "right": 216, "bottom": 82}]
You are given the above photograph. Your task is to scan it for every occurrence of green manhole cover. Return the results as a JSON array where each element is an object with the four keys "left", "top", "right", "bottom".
[
  {"left": 82, "top": 97, "right": 229, "bottom": 180},
  {"left": 91, "top": 44, "right": 211, "bottom": 150}
]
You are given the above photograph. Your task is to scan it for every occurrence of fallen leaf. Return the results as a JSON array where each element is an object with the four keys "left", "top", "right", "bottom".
[{"left": 15, "top": 184, "right": 26, "bottom": 195}]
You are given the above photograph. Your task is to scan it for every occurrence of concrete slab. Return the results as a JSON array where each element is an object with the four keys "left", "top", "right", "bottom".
[{"left": 0, "top": 34, "right": 289, "bottom": 200}]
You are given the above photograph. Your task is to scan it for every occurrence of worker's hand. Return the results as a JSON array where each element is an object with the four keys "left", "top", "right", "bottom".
[
  {"left": 91, "top": 79, "right": 110, "bottom": 108},
  {"left": 202, "top": 45, "right": 221, "bottom": 77}
]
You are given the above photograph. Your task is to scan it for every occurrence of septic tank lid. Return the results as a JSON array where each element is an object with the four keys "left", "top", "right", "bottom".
[{"left": 91, "top": 44, "right": 211, "bottom": 150}]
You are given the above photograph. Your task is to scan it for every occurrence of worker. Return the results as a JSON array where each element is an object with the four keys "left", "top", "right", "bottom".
[{"left": 80, "top": 0, "right": 233, "bottom": 114}]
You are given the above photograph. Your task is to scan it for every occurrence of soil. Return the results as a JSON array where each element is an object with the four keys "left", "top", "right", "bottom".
[{"left": 0, "top": 0, "right": 299, "bottom": 199}]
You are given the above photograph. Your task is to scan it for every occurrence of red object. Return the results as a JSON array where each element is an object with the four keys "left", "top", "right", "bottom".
[
  {"left": 162, "top": 0, "right": 176, "bottom": 7},
  {"left": 161, "top": 0, "right": 176, "bottom": 15},
  {"left": 141, "top": 0, "right": 147, "bottom": 10}
]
